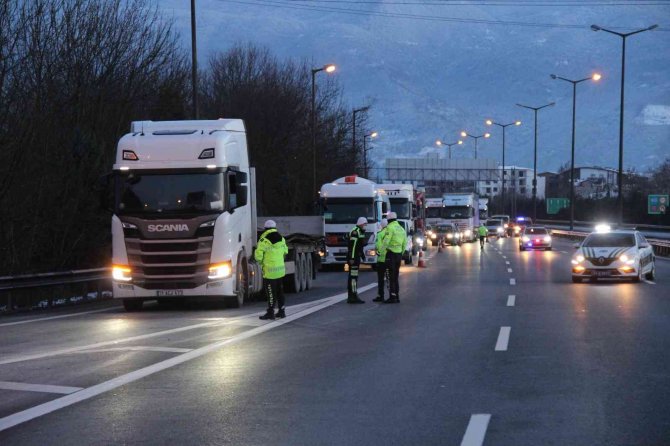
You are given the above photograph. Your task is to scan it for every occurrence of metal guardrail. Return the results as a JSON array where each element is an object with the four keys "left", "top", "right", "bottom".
[{"left": 0, "top": 268, "right": 111, "bottom": 313}]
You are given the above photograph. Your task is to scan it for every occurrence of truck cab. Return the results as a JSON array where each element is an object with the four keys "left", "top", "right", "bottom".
[
  {"left": 320, "top": 176, "right": 389, "bottom": 266},
  {"left": 442, "top": 193, "right": 480, "bottom": 242},
  {"left": 379, "top": 183, "right": 416, "bottom": 263}
]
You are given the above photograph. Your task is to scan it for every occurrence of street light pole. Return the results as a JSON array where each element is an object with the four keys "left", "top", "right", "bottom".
[
  {"left": 591, "top": 24, "right": 658, "bottom": 225},
  {"left": 516, "top": 101, "right": 555, "bottom": 221},
  {"left": 459, "top": 132, "right": 491, "bottom": 159},
  {"left": 363, "top": 131, "right": 378, "bottom": 178},
  {"left": 435, "top": 139, "right": 463, "bottom": 159},
  {"left": 485, "top": 120, "right": 522, "bottom": 215},
  {"left": 353, "top": 106, "right": 370, "bottom": 173},
  {"left": 311, "top": 63, "right": 336, "bottom": 199},
  {"left": 190, "top": 0, "right": 199, "bottom": 119},
  {"left": 550, "top": 73, "right": 601, "bottom": 230}
]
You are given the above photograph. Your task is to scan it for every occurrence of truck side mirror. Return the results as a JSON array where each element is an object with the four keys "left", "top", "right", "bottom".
[
  {"left": 98, "top": 173, "right": 114, "bottom": 212},
  {"left": 236, "top": 171, "right": 248, "bottom": 208}
]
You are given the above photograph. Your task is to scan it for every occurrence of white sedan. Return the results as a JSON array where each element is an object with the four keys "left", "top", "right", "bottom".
[{"left": 571, "top": 230, "right": 656, "bottom": 283}]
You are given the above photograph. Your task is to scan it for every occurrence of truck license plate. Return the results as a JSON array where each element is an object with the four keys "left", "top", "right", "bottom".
[{"left": 156, "top": 290, "right": 184, "bottom": 297}]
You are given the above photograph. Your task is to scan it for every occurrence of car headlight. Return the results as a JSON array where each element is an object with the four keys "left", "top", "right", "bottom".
[
  {"left": 514, "top": 227, "right": 521, "bottom": 233},
  {"left": 571, "top": 255, "right": 585, "bottom": 265},
  {"left": 415, "top": 237, "right": 424, "bottom": 244},
  {"left": 431, "top": 233, "right": 437, "bottom": 239},
  {"left": 447, "top": 234, "right": 453, "bottom": 238},
  {"left": 208, "top": 261, "right": 232, "bottom": 279},
  {"left": 464, "top": 230, "right": 472, "bottom": 237},
  {"left": 544, "top": 236, "right": 551, "bottom": 242},
  {"left": 522, "top": 236, "right": 530, "bottom": 242},
  {"left": 112, "top": 265, "right": 132, "bottom": 282},
  {"left": 619, "top": 254, "right": 634, "bottom": 265},
  {"left": 504, "top": 223, "right": 509, "bottom": 229},
  {"left": 497, "top": 227, "right": 503, "bottom": 233}
]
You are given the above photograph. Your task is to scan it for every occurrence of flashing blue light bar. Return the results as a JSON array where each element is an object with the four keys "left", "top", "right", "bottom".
[{"left": 516, "top": 217, "right": 526, "bottom": 221}]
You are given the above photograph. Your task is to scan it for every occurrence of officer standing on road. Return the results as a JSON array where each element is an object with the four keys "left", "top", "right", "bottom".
[
  {"left": 346, "top": 217, "right": 368, "bottom": 304},
  {"left": 382, "top": 212, "right": 406, "bottom": 304},
  {"left": 255, "top": 220, "right": 289, "bottom": 320},
  {"left": 373, "top": 218, "right": 389, "bottom": 303}
]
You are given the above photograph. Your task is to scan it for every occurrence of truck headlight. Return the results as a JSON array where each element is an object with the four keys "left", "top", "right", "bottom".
[
  {"left": 431, "top": 233, "right": 437, "bottom": 239},
  {"left": 366, "top": 249, "right": 376, "bottom": 256},
  {"left": 112, "top": 265, "right": 132, "bottom": 282},
  {"left": 464, "top": 230, "right": 472, "bottom": 237},
  {"left": 208, "top": 261, "right": 232, "bottom": 279},
  {"left": 447, "top": 234, "right": 453, "bottom": 238},
  {"left": 497, "top": 227, "right": 503, "bottom": 233}
]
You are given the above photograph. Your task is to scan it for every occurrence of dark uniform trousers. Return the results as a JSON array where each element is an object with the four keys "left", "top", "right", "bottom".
[
  {"left": 386, "top": 252, "right": 402, "bottom": 299},
  {"left": 264, "top": 278, "right": 285, "bottom": 310},
  {"left": 347, "top": 261, "right": 360, "bottom": 298},
  {"left": 376, "top": 261, "right": 387, "bottom": 299}
]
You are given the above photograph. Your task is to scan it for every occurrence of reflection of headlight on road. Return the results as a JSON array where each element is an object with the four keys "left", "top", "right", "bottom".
[
  {"left": 464, "top": 230, "right": 472, "bottom": 237},
  {"left": 430, "top": 233, "right": 437, "bottom": 239}
]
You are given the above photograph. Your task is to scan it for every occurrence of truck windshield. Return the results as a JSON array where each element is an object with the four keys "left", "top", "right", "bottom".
[
  {"left": 389, "top": 198, "right": 411, "bottom": 220},
  {"left": 116, "top": 171, "right": 225, "bottom": 216},
  {"left": 444, "top": 206, "right": 473, "bottom": 219},
  {"left": 323, "top": 198, "right": 376, "bottom": 224},
  {"left": 426, "top": 207, "right": 445, "bottom": 218}
]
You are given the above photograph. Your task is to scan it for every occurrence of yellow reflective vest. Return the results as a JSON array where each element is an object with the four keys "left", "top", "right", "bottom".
[
  {"left": 254, "top": 229, "right": 288, "bottom": 279},
  {"left": 382, "top": 221, "right": 407, "bottom": 254},
  {"left": 375, "top": 227, "right": 389, "bottom": 263}
]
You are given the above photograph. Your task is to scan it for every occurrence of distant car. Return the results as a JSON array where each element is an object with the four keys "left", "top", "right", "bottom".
[
  {"left": 485, "top": 218, "right": 505, "bottom": 238},
  {"left": 519, "top": 226, "right": 552, "bottom": 251},
  {"left": 571, "top": 229, "right": 655, "bottom": 283},
  {"left": 490, "top": 214, "right": 511, "bottom": 236},
  {"left": 512, "top": 216, "right": 533, "bottom": 237},
  {"left": 435, "top": 223, "right": 462, "bottom": 246},
  {"left": 413, "top": 230, "right": 428, "bottom": 252}
]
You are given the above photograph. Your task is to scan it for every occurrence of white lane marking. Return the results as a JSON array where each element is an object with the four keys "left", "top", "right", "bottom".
[
  {"left": 560, "top": 251, "right": 568, "bottom": 254},
  {"left": 502, "top": 255, "right": 507, "bottom": 259},
  {"left": 643, "top": 279, "right": 656, "bottom": 285},
  {"left": 510, "top": 278, "right": 516, "bottom": 285},
  {"left": 0, "top": 308, "right": 116, "bottom": 328},
  {"left": 0, "top": 283, "right": 377, "bottom": 432},
  {"left": 507, "top": 268, "right": 513, "bottom": 273},
  {"left": 0, "top": 381, "right": 83, "bottom": 395},
  {"left": 75, "top": 346, "right": 193, "bottom": 354},
  {"left": 495, "top": 327, "right": 511, "bottom": 351},
  {"left": 461, "top": 414, "right": 491, "bottom": 446},
  {"left": 507, "top": 295, "right": 516, "bottom": 306},
  {"left": 505, "top": 261, "right": 510, "bottom": 265}
]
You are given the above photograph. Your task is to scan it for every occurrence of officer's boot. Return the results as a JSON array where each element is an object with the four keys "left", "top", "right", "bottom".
[
  {"left": 372, "top": 295, "right": 384, "bottom": 302},
  {"left": 259, "top": 308, "right": 275, "bottom": 320},
  {"left": 275, "top": 308, "right": 286, "bottom": 319}
]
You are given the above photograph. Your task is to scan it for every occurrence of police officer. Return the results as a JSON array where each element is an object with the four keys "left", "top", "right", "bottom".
[
  {"left": 382, "top": 212, "right": 406, "bottom": 304},
  {"left": 255, "top": 220, "right": 289, "bottom": 320},
  {"left": 373, "top": 218, "right": 389, "bottom": 303},
  {"left": 478, "top": 223, "right": 488, "bottom": 249},
  {"left": 346, "top": 216, "right": 368, "bottom": 304}
]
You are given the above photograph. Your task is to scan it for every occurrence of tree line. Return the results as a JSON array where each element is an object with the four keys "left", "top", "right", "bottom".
[{"left": 0, "top": 0, "right": 371, "bottom": 275}]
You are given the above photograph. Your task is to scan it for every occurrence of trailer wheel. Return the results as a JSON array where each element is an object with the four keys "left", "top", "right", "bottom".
[
  {"left": 122, "top": 299, "right": 143, "bottom": 312},
  {"left": 300, "top": 254, "right": 308, "bottom": 292},
  {"left": 285, "top": 256, "right": 301, "bottom": 293},
  {"left": 305, "top": 254, "right": 314, "bottom": 289}
]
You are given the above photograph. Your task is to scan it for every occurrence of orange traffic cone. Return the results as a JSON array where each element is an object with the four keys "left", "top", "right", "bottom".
[{"left": 418, "top": 249, "right": 426, "bottom": 268}]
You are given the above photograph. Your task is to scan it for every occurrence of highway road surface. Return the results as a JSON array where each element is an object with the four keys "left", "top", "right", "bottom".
[{"left": 1, "top": 237, "right": 668, "bottom": 445}]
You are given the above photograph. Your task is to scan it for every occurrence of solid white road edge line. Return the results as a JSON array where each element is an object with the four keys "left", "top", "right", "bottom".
[
  {"left": 0, "top": 308, "right": 116, "bottom": 328},
  {"left": 0, "top": 381, "right": 83, "bottom": 395},
  {"left": 507, "top": 295, "right": 516, "bottom": 307},
  {"left": 495, "top": 327, "right": 511, "bottom": 351},
  {"left": 461, "top": 414, "right": 491, "bottom": 446},
  {"left": 74, "top": 346, "right": 193, "bottom": 354},
  {"left": 510, "top": 278, "right": 516, "bottom": 285},
  {"left": 0, "top": 283, "right": 377, "bottom": 432}
]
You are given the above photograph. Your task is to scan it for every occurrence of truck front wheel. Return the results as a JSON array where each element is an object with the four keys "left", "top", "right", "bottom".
[{"left": 228, "top": 258, "right": 248, "bottom": 308}]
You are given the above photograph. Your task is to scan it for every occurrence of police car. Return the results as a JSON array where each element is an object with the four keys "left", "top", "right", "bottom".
[{"left": 571, "top": 228, "right": 656, "bottom": 283}]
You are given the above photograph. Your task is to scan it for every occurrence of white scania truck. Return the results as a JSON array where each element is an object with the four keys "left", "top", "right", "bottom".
[
  {"left": 319, "top": 176, "right": 389, "bottom": 267},
  {"left": 442, "top": 192, "right": 480, "bottom": 242},
  {"left": 110, "top": 120, "right": 322, "bottom": 311},
  {"left": 378, "top": 183, "right": 416, "bottom": 264}
]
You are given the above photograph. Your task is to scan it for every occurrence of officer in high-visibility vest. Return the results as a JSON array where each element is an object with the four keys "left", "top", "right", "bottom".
[
  {"left": 381, "top": 212, "right": 406, "bottom": 303},
  {"left": 255, "top": 220, "right": 289, "bottom": 320},
  {"left": 373, "top": 218, "right": 389, "bottom": 303},
  {"left": 346, "top": 216, "right": 368, "bottom": 304}
]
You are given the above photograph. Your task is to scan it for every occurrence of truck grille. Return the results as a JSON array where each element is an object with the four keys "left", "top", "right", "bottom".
[{"left": 125, "top": 236, "right": 213, "bottom": 289}]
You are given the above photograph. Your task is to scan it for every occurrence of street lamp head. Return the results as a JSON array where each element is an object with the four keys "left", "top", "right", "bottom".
[
  {"left": 550, "top": 74, "right": 557, "bottom": 80},
  {"left": 648, "top": 24, "right": 659, "bottom": 31},
  {"left": 370, "top": 131, "right": 378, "bottom": 138},
  {"left": 515, "top": 120, "right": 522, "bottom": 126},
  {"left": 436, "top": 140, "right": 442, "bottom": 146},
  {"left": 484, "top": 133, "right": 491, "bottom": 138},
  {"left": 460, "top": 131, "right": 467, "bottom": 137},
  {"left": 591, "top": 24, "right": 601, "bottom": 31},
  {"left": 458, "top": 140, "right": 463, "bottom": 145},
  {"left": 485, "top": 119, "right": 493, "bottom": 126},
  {"left": 592, "top": 73, "right": 602, "bottom": 81},
  {"left": 325, "top": 64, "right": 336, "bottom": 73}
]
